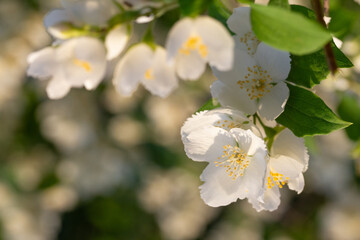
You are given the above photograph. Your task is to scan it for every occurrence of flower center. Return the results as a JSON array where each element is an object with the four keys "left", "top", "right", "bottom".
[
  {"left": 73, "top": 58, "right": 92, "bottom": 72},
  {"left": 144, "top": 68, "right": 154, "bottom": 80},
  {"left": 266, "top": 170, "right": 289, "bottom": 189},
  {"left": 178, "top": 36, "right": 208, "bottom": 58},
  {"left": 239, "top": 31, "right": 260, "bottom": 56},
  {"left": 215, "top": 145, "right": 250, "bottom": 180},
  {"left": 237, "top": 65, "right": 273, "bottom": 100}
]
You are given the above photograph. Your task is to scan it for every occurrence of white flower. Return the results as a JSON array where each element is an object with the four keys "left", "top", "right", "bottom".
[
  {"left": 27, "top": 37, "right": 106, "bottom": 99},
  {"left": 105, "top": 24, "right": 131, "bottom": 60},
  {"left": 211, "top": 42, "right": 291, "bottom": 120},
  {"left": 227, "top": 7, "right": 260, "bottom": 56},
  {"left": 183, "top": 126, "right": 267, "bottom": 207},
  {"left": 249, "top": 129, "right": 309, "bottom": 211},
  {"left": 113, "top": 43, "right": 178, "bottom": 98},
  {"left": 44, "top": 0, "right": 118, "bottom": 39},
  {"left": 166, "top": 16, "right": 234, "bottom": 80},
  {"left": 181, "top": 107, "right": 262, "bottom": 142}
]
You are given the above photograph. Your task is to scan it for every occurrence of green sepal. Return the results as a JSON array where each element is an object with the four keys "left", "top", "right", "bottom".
[{"left": 196, "top": 98, "right": 221, "bottom": 113}]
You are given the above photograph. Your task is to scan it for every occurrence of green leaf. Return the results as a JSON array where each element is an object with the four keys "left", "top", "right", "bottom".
[
  {"left": 250, "top": 4, "right": 332, "bottom": 55},
  {"left": 276, "top": 84, "right": 351, "bottom": 137},
  {"left": 236, "top": 0, "right": 254, "bottom": 3},
  {"left": 290, "top": 4, "right": 316, "bottom": 19},
  {"left": 178, "top": 0, "right": 209, "bottom": 17},
  {"left": 329, "top": 7, "right": 358, "bottom": 40},
  {"left": 269, "top": 0, "right": 290, "bottom": 9},
  {"left": 287, "top": 42, "right": 353, "bottom": 88},
  {"left": 196, "top": 98, "right": 220, "bottom": 113},
  {"left": 208, "top": 0, "right": 232, "bottom": 27},
  {"left": 337, "top": 94, "right": 360, "bottom": 141}
]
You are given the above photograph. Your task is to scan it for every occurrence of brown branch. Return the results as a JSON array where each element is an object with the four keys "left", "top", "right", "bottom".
[
  {"left": 323, "top": 0, "right": 330, "bottom": 17},
  {"left": 312, "top": 0, "right": 338, "bottom": 75}
]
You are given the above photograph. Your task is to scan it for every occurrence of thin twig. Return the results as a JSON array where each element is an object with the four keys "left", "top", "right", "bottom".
[
  {"left": 312, "top": 0, "right": 338, "bottom": 75},
  {"left": 323, "top": 0, "right": 330, "bottom": 17}
]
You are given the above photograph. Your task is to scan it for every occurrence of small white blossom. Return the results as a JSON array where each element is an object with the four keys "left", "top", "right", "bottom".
[
  {"left": 113, "top": 43, "right": 178, "bottom": 98},
  {"left": 27, "top": 37, "right": 106, "bottom": 99},
  {"left": 182, "top": 125, "right": 267, "bottom": 207},
  {"left": 227, "top": 7, "right": 260, "bottom": 56},
  {"left": 250, "top": 129, "right": 309, "bottom": 211},
  {"left": 211, "top": 42, "right": 291, "bottom": 120},
  {"left": 166, "top": 16, "right": 234, "bottom": 80}
]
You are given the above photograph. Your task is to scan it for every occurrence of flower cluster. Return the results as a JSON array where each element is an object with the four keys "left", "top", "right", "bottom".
[
  {"left": 27, "top": 0, "right": 234, "bottom": 99},
  {"left": 182, "top": 107, "right": 309, "bottom": 211},
  {"left": 27, "top": 1, "right": 311, "bottom": 212},
  {"left": 181, "top": 7, "right": 309, "bottom": 211}
]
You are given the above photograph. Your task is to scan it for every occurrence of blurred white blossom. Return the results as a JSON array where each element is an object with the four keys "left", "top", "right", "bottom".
[
  {"left": 27, "top": 37, "right": 107, "bottom": 99},
  {"left": 113, "top": 43, "right": 178, "bottom": 98},
  {"left": 166, "top": 16, "right": 234, "bottom": 80}
]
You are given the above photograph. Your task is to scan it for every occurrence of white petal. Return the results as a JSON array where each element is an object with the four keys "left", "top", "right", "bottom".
[
  {"left": 181, "top": 110, "right": 211, "bottom": 141},
  {"left": 212, "top": 47, "right": 256, "bottom": 89},
  {"left": 333, "top": 37, "right": 343, "bottom": 48},
  {"left": 195, "top": 16, "right": 234, "bottom": 71},
  {"left": 113, "top": 43, "right": 153, "bottom": 96},
  {"left": 43, "top": 9, "right": 70, "bottom": 39},
  {"left": 229, "top": 128, "right": 253, "bottom": 153},
  {"left": 46, "top": 74, "right": 71, "bottom": 99},
  {"left": 135, "top": 15, "right": 154, "bottom": 24},
  {"left": 236, "top": 149, "right": 267, "bottom": 200},
  {"left": 184, "top": 127, "right": 236, "bottom": 162},
  {"left": 260, "top": 185, "right": 281, "bottom": 211},
  {"left": 210, "top": 80, "right": 257, "bottom": 115},
  {"left": 260, "top": 117, "right": 277, "bottom": 128},
  {"left": 288, "top": 173, "right": 305, "bottom": 193},
  {"left": 258, "top": 81, "right": 289, "bottom": 120},
  {"left": 105, "top": 24, "right": 130, "bottom": 60},
  {"left": 181, "top": 108, "right": 256, "bottom": 142},
  {"left": 166, "top": 18, "right": 193, "bottom": 62},
  {"left": 246, "top": 130, "right": 267, "bottom": 157},
  {"left": 59, "top": 37, "right": 107, "bottom": 89},
  {"left": 269, "top": 155, "right": 304, "bottom": 179},
  {"left": 200, "top": 162, "right": 242, "bottom": 207},
  {"left": 271, "top": 129, "right": 309, "bottom": 171},
  {"left": 141, "top": 46, "right": 178, "bottom": 98},
  {"left": 175, "top": 50, "right": 206, "bottom": 80},
  {"left": 227, "top": 7, "right": 251, "bottom": 36},
  {"left": 254, "top": 42, "right": 291, "bottom": 81},
  {"left": 230, "top": 129, "right": 267, "bottom": 200},
  {"left": 27, "top": 47, "right": 57, "bottom": 79},
  {"left": 75, "top": 38, "right": 107, "bottom": 90}
]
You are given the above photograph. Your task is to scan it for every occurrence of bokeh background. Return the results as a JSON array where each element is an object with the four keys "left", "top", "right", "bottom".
[{"left": 1, "top": 0, "right": 360, "bottom": 239}]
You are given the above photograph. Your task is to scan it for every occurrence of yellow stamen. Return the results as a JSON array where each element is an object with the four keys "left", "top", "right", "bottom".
[
  {"left": 144, "top": 68, "right": 154, "bottom": 80},
  {"left": 73, "top": 58, "right": 92, "bottom": 72},
  {"left": 178, "top": 35, "right": 208, "bottom": 58}
]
